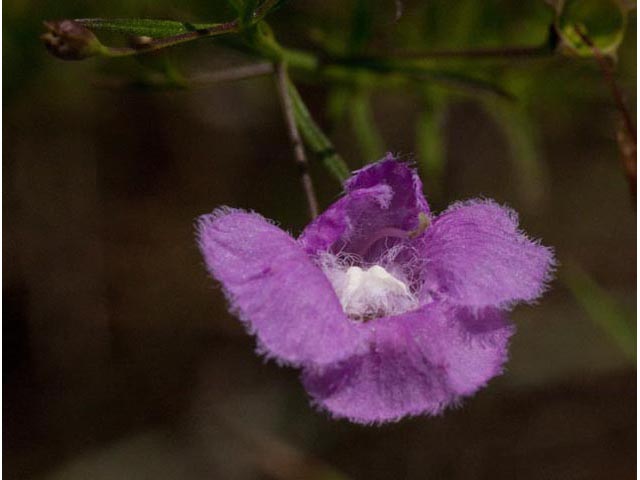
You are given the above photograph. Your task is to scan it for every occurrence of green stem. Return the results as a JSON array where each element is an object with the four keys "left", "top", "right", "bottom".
[{"left": 287, "top": 81, "right": 351, "bottom": 182}]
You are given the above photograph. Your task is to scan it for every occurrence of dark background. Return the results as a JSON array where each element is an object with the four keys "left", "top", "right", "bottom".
[{"left": 4, "top": 1, "right": 636, "bottom": 479}]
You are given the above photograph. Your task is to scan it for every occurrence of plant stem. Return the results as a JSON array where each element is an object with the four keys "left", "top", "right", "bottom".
[
  {"left": 190, "top": 63, "right": 274, "bottom": 85},
  {"left": 573, "top": 26, "right": 636, "bottom": 201},
  {"left": 274, "top": 63, "right": 319, "bottom": 219},
  {"left": 92, "top": 63, "right": 274, "bottom": 90},
  {"left": 388, "top": 44, "right": 552, "bottom": 60},
  {"left": 287, "top": 81, "right": 351, "bottom": 182},
  {"left": 387, "top": 27, "right": 558, "bottom": 60},
  {"left": 573, "top": 26, "right": 636, "bottom": 144}
]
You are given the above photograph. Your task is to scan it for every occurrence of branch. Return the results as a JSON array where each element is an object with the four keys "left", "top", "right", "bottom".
[
  {"left": 42, "top": 0, "right": 281, "bottom": 60},
  {"left": 386, "top": 43, "right": 553, "bottom": 61},
  {"left": 92, "top": 63, "right": 274, "bottom": 90},
  {"left": 573, "top": 26, "right": 636, "bottom": 201},
  {"left": 573, "top": 26, "right": 636, "bottom": 144},
  {"left": 274, "top": 63, "right": 319, "bottom": 219},
  {"left": 345, "top": 27, "right": 558, "bottom": 62},
  {"left": 190, "top": 63, "right": 274, "bottom": 85}
]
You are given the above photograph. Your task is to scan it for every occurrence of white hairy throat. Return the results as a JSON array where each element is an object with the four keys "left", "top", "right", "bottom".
[{"left": 322, "top": 261, "right": 418, "bottom": 320}]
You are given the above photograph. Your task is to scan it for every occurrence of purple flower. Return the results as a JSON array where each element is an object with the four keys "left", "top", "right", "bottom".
[{"left": 197, "top": 155, "right": 554, "bottom": 424}]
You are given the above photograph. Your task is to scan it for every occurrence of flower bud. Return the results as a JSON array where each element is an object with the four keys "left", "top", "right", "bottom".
[{"left": 41, "top": 20, "right": 104, "bottom": 60}]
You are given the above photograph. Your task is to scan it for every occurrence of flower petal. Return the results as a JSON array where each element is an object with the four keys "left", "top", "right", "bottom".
[
  {"left": 423, "top": 200, "right": 555, "bottom": 308},
  {"left": 299, "top": 155, "right": 431, "bottom": 258},
  {"left": 298, "top": 184, "right": 394, "bottom": 255},
  {"left": 197, "top": 208, "right": 364, "bottom": 366},
  {"left": 302, "top": 304, "right": 512, "bottom": 424}
]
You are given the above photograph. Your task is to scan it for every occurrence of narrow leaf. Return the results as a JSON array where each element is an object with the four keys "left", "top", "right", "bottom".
[
  {"left": 75, "top": 18, "right": 222, "bottom": 38},
  {"left": 288, "top": 81, "right": 351, "bottom": 181},
  {"left": 564, "top": 263, "right": 636, "bottom": 362}
]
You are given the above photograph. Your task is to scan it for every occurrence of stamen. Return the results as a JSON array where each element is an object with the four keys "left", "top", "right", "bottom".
[
  {"left": 356, "top": 211, "right": 431, "bottom": 256},
  {"left": 408, "top": 212, "right": 431, "bottom": 239}
]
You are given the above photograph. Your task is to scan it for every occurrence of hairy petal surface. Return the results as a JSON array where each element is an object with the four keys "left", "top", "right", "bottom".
[
  {"left": 197, "top": 209, "right": 364, "bottom": 366},
  {"left": 423, "top": 200, "right": 555, "bottom": 308},
  {"left": 299, "top": 155, "right": 431, "bottom": 258},
  {"left": 298, "top": 184, "right": 394, "bottom": 255},
  {"left": 302, "top": 304, "right": 513, "bottom": 424}
]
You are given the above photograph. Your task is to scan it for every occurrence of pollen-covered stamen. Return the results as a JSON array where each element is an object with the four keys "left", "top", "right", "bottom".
[{"left": 327, "top": 264, "right": 418, "bottom": 320}]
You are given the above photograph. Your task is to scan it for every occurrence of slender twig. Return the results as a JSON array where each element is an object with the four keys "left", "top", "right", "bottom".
[
  {"left": 573, "top": 26, "right": 636, "bottom": 143},
  {"left": 92, "top": 63, "right": 274, "bottom": 90},
  {"left": 274, "top": 63, "right": 319, "bottom": 219},
  {"left": 387, "top": 44, "right": 552, "bottom": 60},
  {"left": 190, "top": 63, "right": 274, "bottom": 85},
  {"left": 573, "top": 26, "right": 636, "bottom": 201},
  {"left": 386, "top": 27, "right": 558, "bottom": 60}
]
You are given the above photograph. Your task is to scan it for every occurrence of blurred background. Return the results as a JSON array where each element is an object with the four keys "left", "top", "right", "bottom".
[{"left": 4, "top": 1, "right": 637, "bottom": 479}]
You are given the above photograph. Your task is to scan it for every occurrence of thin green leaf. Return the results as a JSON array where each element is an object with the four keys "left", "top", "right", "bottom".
[
  {"left": 564, "top": 263, "right": 636, "bottom": 362},
  {"left": 326, "top": 87, "right": 351, "bottom": 127},
  {"left": 75, "top": 18, "right": 222, "bottom": 38},
  {"left": 288, "top": 81, "right": 351, "bottom": 182}
]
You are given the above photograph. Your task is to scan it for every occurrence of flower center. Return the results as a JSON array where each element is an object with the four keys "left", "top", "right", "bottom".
[{"left": 329, "top": 264, "right": 418, "bottom": 320}]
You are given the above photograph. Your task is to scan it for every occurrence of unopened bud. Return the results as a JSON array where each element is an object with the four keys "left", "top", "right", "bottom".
[{"left": 41, "top": 20, "right": 104, "bottom": 60}]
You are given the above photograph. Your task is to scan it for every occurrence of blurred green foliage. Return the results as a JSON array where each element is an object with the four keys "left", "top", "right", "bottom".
[
  {"left": 5, "top": 0, "right": 636, "bottom": 360},
  {"left": 4, "top": 4, "right": 637, "bottom": 479},
  {"left": 564, "top": 263, "right": 636, "bottom": 361}
]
